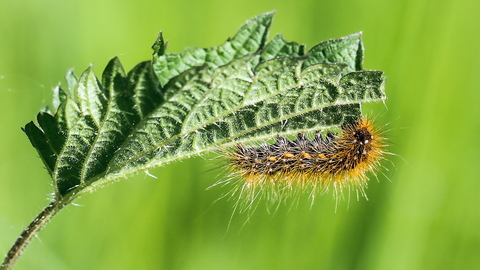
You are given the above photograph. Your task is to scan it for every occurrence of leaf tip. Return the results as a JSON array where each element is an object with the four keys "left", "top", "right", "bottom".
[
  {"left": 83, "top": 64, "right": 94, "bottom": 75},
  {"left": 265, "top": 9, "right": 277, "bottom": 16},
  {"left": 104, "top": 56, "right": 126, "bottom": 75},
  {"left": 263, "top": 10, "right": 277, "bottom": 16},
  {"left": 109, "top": 56, "right": 122, "bottom": 65},
  {"left": 52, "top": 84, "right": 66, "bottom": 111},
  {"left": 152, "top": 31, "right": 166, "bottom": 57}
]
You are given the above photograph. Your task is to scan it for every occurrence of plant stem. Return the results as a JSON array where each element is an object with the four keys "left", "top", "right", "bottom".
[{"left": 1, "top": 200, "right": 65, "bottom": 270}]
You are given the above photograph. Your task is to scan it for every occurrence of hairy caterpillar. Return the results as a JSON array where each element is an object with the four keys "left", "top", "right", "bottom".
[{"left": 217, "top": 117, "right": 387, "bottom": 210}]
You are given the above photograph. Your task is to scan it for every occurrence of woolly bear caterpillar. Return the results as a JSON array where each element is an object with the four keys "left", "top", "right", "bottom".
[{"left": 215, "top": 116, "right": 387, "bottom": 211}]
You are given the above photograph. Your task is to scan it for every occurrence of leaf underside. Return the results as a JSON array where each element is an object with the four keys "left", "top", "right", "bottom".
[{"left": 23, "top": 11, "right": 386, "bottom": 200}]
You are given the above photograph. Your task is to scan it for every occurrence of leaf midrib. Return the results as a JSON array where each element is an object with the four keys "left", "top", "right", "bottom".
[
  {"left": 110, "top": 58, "right": 312, "bottom": 172},
  {"left": 105, "top": 90, "right": 385, "bottom": 178},
  {"left": 82, "top": 95, "right": 384, "bottom": 194},
  {"left": 65, "top": 60, "right": 366, "bottom": 196}
]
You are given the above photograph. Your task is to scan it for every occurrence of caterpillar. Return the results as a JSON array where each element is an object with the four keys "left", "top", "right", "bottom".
[{"left": 218, "top": 116, "right": 387, "bottom": 210}]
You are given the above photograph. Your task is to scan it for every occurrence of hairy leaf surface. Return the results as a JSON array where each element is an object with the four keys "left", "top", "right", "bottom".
[{"left": 23, "top": 12, "right": 386, "bottom": 200}]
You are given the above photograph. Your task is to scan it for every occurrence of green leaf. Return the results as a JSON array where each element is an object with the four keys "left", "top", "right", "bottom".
[
  {"left": 23, "top": 12, "right": 386, "bottom": 201},
  {"left": 152, "top": 11, "right": 275, "bottom": 86},
  {"left": 304, "top": 32, "right": 364, "bottom": 74},
  {"left": 259, "top": 33, "right": 306, "bottom": 61},
  {"left": 52, "top": 85, "right": 66, "bottom": 111}
]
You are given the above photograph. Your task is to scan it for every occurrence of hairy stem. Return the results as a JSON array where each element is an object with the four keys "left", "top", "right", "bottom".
[{"left": 1, "top": 200, "right": 67, "bottom": 270}]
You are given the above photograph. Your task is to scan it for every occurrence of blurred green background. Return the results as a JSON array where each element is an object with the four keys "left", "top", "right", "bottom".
[{"left": 1, "top": 0, "right": 479, "bottom": 269}]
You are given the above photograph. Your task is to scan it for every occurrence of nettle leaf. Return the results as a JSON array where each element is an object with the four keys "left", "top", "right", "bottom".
[
  {"left": 152, "top": 12, "right": 274, "bottom": 86},
  {"left": 304, "top": 32, "right": 364, "bottom": 74},
  {"left": 24, "top": 12, "right": 386, "bottom": 201},
  {"left": 0, "top": 12, "right": 391, "bottom": 270}
]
